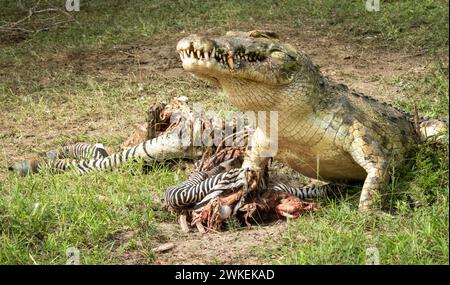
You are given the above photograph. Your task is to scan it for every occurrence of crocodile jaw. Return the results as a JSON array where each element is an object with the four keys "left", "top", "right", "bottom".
[{"left": 176, "top": 31, "right": 298, "bottom": 87}]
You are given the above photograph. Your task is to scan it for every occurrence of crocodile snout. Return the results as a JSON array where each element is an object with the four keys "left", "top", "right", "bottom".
[
  {"left": 177, "top": 35, "right": 216, "bottom": 56},
  {"left": 177, "top": 35, "right": 234, "bottom": 69},
  {"left": 177, "top": 34, "right": 268, "bottom": 71}
]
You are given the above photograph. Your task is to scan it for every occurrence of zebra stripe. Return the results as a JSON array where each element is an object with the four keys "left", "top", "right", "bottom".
[
  {"left": 40, "top": 129, "right": 197, "bottom": 174},
  {"left": 164, "top": 170, "right": 335, "bottom": 210},
  {"left": 164, "top": 170, "right": 242, "bottom": 209},
  {"left": 15, "top": 111, "right": 251, "bottom": 176},
  {"left": 271, "top": 182, "right": 330, "bottom": 199},
  {"left": 46, "top": 143, "right": 109, "bottom": 160}
]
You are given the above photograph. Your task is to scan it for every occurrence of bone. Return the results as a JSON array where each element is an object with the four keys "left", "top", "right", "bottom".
[
  {"left": 195, "top": 221, "right": 207, "bottom": 234},
  {"left": 179, "top": 214, "right": 190, "bottom": 233},
  {"left": 152, "top": 242, "right": 175, "bottom": 253}
]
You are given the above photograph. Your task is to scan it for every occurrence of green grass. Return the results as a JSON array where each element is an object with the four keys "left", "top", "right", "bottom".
[
  {"left": 0, "top": 160, "right": 182, "bottom": 264},
  {"left": 261, "top": 63, "right": 449, "bottom": 265},
  {"left": 393, "top": 62, "right": 449, "bottom": 118},
  {"left": 262, "top": 139, "right": 449, "bottom": 264},
  {"left": 1, "top": 0, "right": 448, "bottom": 62},
  {"left": 0, "top": 0, "right": 448, "bottom": 264}
]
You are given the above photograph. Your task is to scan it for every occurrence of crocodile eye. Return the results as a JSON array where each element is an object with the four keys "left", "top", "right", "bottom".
[
  {"left": 248, "top": 30, "right": 279, "bottom": 39},
  {"left": 270, "top": 51, "right": 287, "bottom": 60}
]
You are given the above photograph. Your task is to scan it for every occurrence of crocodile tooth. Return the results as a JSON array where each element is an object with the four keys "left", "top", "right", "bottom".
[
  {"left": 197, "top": 50, "right": 201, "bottom": 59},
  {"left": 211, "top": 48, "right": 215, "bottom": 58},
  {"left": 190, "top": 50, "right": 194, "bottom": 57},
  {"left": 227, "top": 55, "right": 234, "bottom": 69},
  {"left": 204, "top": 51, "right": 209, "bottom": 60}
]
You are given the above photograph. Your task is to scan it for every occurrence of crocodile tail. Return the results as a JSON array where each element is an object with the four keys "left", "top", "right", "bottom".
[{"left": 419, "top": 118, "right": 448, "bottom": 142}]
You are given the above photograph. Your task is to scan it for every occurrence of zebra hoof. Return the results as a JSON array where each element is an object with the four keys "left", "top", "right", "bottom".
[
  {"left": 45, "top": 150, "right": 58, "bottom": 160},
  {"left": 9, "top": 160, "right": 39, "bottom": 176}
]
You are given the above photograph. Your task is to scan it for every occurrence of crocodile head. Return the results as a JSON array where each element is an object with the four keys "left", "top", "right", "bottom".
[{"left": 176, "top": 30, "right": 303, "bottom": 89}]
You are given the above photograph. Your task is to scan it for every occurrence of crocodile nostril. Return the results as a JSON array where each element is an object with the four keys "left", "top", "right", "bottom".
[
  {"left": 192, "top": 38, "right": 216, "bottom": 53},
  {"left": 176, "top": 38, "right": 193, "bottom": 52}
]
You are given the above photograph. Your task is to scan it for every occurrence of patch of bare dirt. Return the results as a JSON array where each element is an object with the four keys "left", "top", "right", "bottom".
[
  {"left": 0, "top": 31, "right": 29, "bottom": 48},
  {"left": 41, "top": 33, "right": 186, "bottom": 81},
  {"left": 35, "top": 25, "right": 444, "bottom": 104},
  {"left": 153, "top": 221, "right": 287, "bottom": 265}
]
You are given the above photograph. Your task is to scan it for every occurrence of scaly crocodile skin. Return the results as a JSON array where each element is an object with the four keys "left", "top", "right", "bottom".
[{"left": 176, "top": 30, "right": 447, "bottom": 210}]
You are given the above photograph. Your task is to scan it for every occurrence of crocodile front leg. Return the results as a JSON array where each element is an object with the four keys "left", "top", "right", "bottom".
[
  {"left": 346, "top": 123, "right": 389, "bottom": 211},
  {"left": 234, "top": 127, "right": 273, "bottom": 209},
  {"left": 190, "top": 127, "right": 273, "bottom": 220},
  {"left": 242, "top": 127, "right": 272, "bottom": 170}
]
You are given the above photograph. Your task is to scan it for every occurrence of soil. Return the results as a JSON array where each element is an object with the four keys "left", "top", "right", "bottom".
[{"left": 153, "top": 221, "right": 289, "bottom": 265}]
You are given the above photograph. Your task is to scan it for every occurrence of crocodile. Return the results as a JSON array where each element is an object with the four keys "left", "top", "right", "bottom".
[{"left": 176, "top": 30, "right": 447, "bottom": 211}]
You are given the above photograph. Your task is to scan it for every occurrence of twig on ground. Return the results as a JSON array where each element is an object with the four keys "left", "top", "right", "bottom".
[{"left": 0, "top": 1, "right": 78, "bottom": 36}]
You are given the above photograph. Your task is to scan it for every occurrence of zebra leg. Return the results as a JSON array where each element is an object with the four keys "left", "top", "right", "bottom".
[
  {"left": 164, "top": 158, "right": 242, "bottom": 232},
  {"left": 269, "top": 181, "right": 345, "bottom": 200},
  {"left": 45, "top": 143, "right": 109, "bottom": 160},
  {"left": 10, "top": 143, "right": 109, "bottom": 176},
  {"left": 163, "top": 160, "right": 243, "bottom": 210}
]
